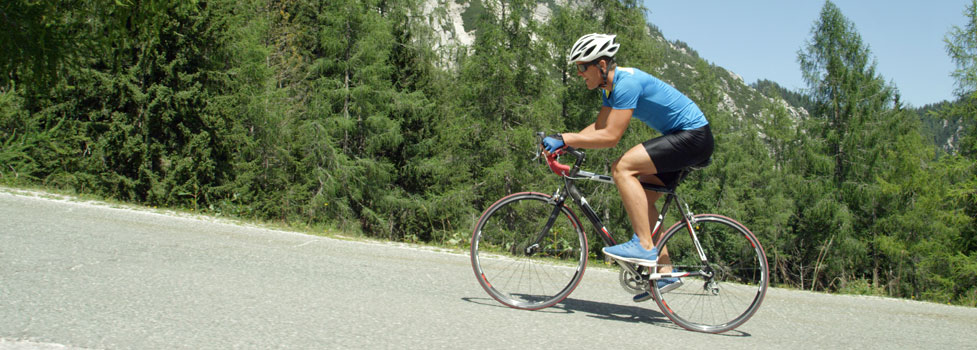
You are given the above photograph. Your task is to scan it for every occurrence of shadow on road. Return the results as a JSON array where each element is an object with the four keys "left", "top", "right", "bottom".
[
  {"left": 462, "top": 296, "right": 752, "bottom": 337},
  {"left": 555, "top": 297, "right": 671, "bottom": 324}
]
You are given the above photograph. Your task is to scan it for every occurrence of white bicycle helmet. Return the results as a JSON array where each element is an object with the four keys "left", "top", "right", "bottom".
[{"left": 568, "top": 33, "right": 620, "bottom": 64}]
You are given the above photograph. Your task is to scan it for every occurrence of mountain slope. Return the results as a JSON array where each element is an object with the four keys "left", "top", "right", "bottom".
[{"left": 420, "top": 0, "right": 810, "bottom": 124}]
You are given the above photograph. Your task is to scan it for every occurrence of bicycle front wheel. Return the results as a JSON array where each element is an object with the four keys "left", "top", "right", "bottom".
[
  {"left": 471, "top": 192, "right": 587, "bottom": 310},
  {"left": 652, "top": 214, "right": 768, "bottom": 333}
]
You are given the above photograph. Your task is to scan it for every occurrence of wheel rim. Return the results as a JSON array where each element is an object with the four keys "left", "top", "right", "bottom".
[
  {"left": 471, "top": 194, "right": 587, "bottom": 310},
  {"left": 653, "top": 215, "right": 768, "bottom": 333}
]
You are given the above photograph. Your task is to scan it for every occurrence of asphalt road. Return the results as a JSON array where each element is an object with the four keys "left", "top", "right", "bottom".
[{"left": 2, "top": 190, "right": 976, "bottom": 349}]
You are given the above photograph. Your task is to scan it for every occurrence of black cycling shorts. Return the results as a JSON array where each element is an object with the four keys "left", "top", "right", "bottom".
[{"left": 643, "top": 124, "right": 714, "bottom": 187}]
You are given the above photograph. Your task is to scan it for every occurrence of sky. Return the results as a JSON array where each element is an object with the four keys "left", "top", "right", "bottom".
[{"left": 643, "top": 0, "right": 971, "bottom": 107}]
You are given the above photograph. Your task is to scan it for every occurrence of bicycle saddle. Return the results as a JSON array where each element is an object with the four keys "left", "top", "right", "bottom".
[{"left": 689, "top": 157, "right": 712, "bottom": 170}]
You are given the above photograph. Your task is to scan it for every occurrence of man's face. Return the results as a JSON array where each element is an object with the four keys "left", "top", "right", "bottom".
[{"left": 576, "top": 61, "right": 602, "bottom": 90}]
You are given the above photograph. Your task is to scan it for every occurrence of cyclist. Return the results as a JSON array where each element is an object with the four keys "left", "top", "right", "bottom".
[{"left": 542, "top": 33, "right": 714, "bottom": 302}]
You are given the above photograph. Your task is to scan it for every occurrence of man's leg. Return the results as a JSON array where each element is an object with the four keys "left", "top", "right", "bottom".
[
  {"left": 611, "top": 144, "right": 659, "bottom": 251},
  {"left": 630, "top": 174, "right": 679, "bottom": 302},
  {"left": 639, "top": 174, "right": 671, "bottom": 273}
]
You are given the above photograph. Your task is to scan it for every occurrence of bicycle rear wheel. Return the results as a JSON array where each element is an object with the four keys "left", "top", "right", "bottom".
[
  {"left": 652, "top": 214, "right": 768, "bottom": 333},
  {"left": 471, "top": 192, "right": 587, "bottom": 310}
]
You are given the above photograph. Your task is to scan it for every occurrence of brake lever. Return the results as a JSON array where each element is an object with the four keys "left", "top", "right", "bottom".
[{"left": 533, "top": 132, "right": 545, "bottom": 161}]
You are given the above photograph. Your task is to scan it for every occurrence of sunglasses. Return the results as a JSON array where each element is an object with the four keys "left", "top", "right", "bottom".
[{"left": 576, "top": 61, "right": 600, "bottom": 73}]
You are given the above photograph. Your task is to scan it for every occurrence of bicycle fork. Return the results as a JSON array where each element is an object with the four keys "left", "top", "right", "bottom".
[{"left": 524, "top": 187, "right": 572, "bottom": 255}]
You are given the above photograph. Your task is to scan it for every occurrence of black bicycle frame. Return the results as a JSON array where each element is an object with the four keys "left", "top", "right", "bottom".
[
  {"left": 546, "top": 171, "right": 686, "bottom": 247},
  {"left": 528, "top": 145, "right": 709, "bottom": 281}
]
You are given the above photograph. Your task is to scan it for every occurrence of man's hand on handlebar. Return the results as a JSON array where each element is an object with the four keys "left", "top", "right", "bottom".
[
  {"left": 535, "top": 131, "right": 585, "bottom": 177},
  {"left": 542, "top": 134, "right": 566, "bottom": 153}
]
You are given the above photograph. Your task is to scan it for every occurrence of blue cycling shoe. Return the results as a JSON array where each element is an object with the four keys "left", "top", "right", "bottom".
[
  {"left": 633, "top": 274, "right": 684, "bottom": 302},
  {"left": 602, "top": 235, "right": 658, "bottom": 267},
  {"left": 626, "top": 233, "right": 640, "bottom": 244}
]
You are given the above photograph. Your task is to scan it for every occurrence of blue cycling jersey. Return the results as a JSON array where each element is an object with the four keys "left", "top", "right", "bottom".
[{"left": 600, "top": 67, "right": 708, "bottom": 135}]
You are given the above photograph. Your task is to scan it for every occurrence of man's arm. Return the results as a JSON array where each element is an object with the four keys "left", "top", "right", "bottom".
[{"left": 563, "top": 106, "right": 632, "bottom": 149}]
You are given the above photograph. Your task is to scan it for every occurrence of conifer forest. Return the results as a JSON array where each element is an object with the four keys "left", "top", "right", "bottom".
[{"left": 2, "top": 0, "right": 975, "bottom": 305}]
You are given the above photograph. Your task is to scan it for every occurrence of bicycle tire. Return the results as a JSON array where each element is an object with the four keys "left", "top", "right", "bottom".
[
  {"left": 470, "top": 192, "right": 588, "bottom": 310},
  {"left": 651, "top": 214, "right": 768, "bottom": 333}
]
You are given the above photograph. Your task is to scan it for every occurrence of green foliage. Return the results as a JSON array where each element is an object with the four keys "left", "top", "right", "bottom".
[
  {"left": 837, "top": 278, "right": 885, "bottom": 296},
  {"left": 752, "top": 79, "right": 816, "bottom": 113},
  {"left": 783, "top": 0, "right": 976, "bottom": 302},
  {"left": 1, "top": 0, "right": 91, "bottom": 88},
  {"left": 2, "top": 0, "right": 974, "bottom": 306},
  {"left": 944, "top": 0, "right": 977, "bottom": 306},
  {"left": 0, "top": 85, "right": 40, "bottom": 184}
]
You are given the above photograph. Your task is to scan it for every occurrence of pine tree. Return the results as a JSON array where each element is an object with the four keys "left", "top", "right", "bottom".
[
  {"left": 796, "top": 1, "right": 971, "bottom": 300},
  {"left": 3, "top": 1, "right": 235, "bottom": 209},
  {"left": 798, "top": 1, "right": 894, "bottom": 290},
  {"left": 451, "top": 0, "right": 554, "bottom": 203},
  {"left": 943, "top": 0, "right": 977, "bottom": 305}
]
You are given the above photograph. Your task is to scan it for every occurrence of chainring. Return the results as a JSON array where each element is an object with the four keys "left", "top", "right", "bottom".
[{"left": 618, "top": 267, "right": 649, "bottom": 294}]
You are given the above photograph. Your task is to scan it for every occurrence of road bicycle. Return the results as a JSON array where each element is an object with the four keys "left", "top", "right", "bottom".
[{"left": 470, "top": 132, "right": 769, "bottom": 333}]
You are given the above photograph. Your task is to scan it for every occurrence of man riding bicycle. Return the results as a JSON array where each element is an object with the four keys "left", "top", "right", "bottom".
[{"left": 541, "top": 33, "right": 714, "bottom": 302}]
